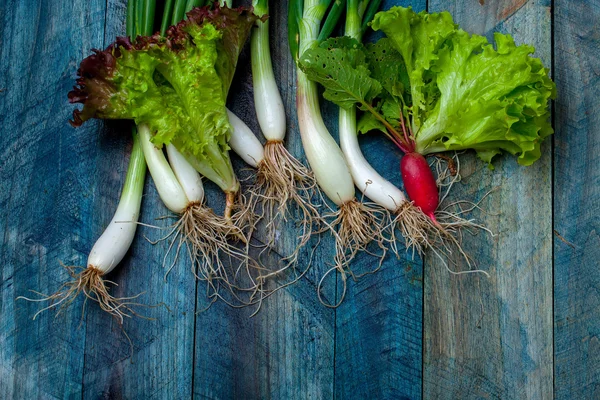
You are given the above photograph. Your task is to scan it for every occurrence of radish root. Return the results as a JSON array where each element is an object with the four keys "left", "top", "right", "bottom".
[
  {"left": 17, "top": 264, "right": 145, "bottom": 324},
  {"left": 394, "top": 153, "right": 494, "bottom": 276},
  {"left": 317, "top": 199, "right": 393, "bottom": 308}
]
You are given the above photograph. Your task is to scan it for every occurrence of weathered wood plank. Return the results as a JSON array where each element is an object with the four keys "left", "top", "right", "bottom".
[
  {"left": 554, "top": 1, "right": 600, "bottom": 398},
  {"left": 0, "top": 0, "right": 106, "bottom": 398},
  {"left": 333, "top": 1, "right": 425, "bottom": 398},
  {"left": 192, "top": 1, "right": 336, "bottom": 398},
  {"left": 424, "top": 0, "right": 553, "bottom": 398},
  {"left": 80, "top": 1, "right": 196, "bottom": 398}
]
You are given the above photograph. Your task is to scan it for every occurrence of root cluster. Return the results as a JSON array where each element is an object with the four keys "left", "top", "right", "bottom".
[
  {"left": 318, "top": 199, "right": 393, "bottom": 308},
  {"left": 17, "top": 264, "right": 144, "bottom": 324},
  {"left": 157, "top": 199, "right": 266, "bottom": 307},
  {"left": 230, "top": 140, "right": 324, "bottom": 306},
  {"left": 249, "top": 141, "right": 322, "bottom": 262},
  {"left": 394, "top": 153, "right": 493, "bottom": 276}
]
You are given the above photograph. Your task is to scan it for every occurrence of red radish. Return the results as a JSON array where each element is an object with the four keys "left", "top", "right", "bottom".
[{"left": 401, "top": 152, "right": 439, "bottom": 221}]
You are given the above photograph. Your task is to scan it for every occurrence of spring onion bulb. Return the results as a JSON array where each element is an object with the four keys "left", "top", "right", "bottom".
[
  {"left": 336, "top": 1, "right": 491, "bottom": 276},
  {"left": 251, "top": 1, "right": 286, "bottom": 143},
  {"left": 18, "top": 0, "right": 158, "bottom": 321},
  {"left": 227, "top": 109, "right": 264, "bottom": 168},
  {"left": 18, "top": 127, "right": 147, "bottom": 323},
  {"left": 140, "top": 125, "right": 189, "bottom": 214},
  {"left": 166, "top": 143, "right": 204, "bottom": 203},
  {"left": 133, "top": 0, "right": 261, "bottom": 299},
  {"left": 245, "top": 0, "right": 322, "bottom": 265},
  {"left": 291, "top": 0, "right": 392, "bottom": 307},
  {"left": 337, "top": 0, "right": 436, "bottom": 254}
]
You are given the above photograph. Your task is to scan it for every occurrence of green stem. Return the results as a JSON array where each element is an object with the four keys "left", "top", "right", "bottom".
[
  {"left": 121, "top": 127, "right": 148, "bottom": 206},
  {"left": 142, "top": 0, "right": 156, "bottom": 36},
  {"left": 126, "top": 0, "right": 136, "bottom": 37},
  {"left": 219, "top": 0, "right": 232, "bottom": 7},
  {"left": 298, "top": 0, "right": 330, "bottom": 56},
  {"left": 124, "top": 1, "right": 148, "bottom": 203},
  {"left": 319, "top": 0, "right": 334, "bottom": 11},
  {"left": 160, "top": 0, "right": 175, "bottom": 35},
  {"left": 318, "top": 0, "right": 347, "bottom": 43},
  {"left": 135, "top": 0, "right": 144, "bottom": 36},
  {"left": 357, "top": 0, "right": 369, "bottom": 18},
  {"left": 346, "top": 0, "right": 360, "bottom": 38},
  {"left": 251, "top": 2, "right": 273, "bottom": 85},
  {"left": 172, "top": 0, "right": 188, "bottom": 24},
  {"left": 360, "top": 0, "right": 381, "bottom": 35},
  {"left": 288, "top": 0, "right": 303, "bottom": 63}
]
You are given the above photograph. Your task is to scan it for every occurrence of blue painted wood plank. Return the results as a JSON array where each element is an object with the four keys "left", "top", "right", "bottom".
[
  {"left": 80, "top": 1, "right": 196, "bottom": 398},
  {"left": 0, "top": 0, "right": 106, "bottom": 398},
  {"left": 554, "top": 1, "right": 600, "bottom": 398},
  {"left": 333, "top": 1, "right": 425, "bottom": 398},
  {"left": 192, "top": 1, "right": 336, "bottom": 398},
  {"left": 423, "top": 1, "right": 553, "bottom": 399}
]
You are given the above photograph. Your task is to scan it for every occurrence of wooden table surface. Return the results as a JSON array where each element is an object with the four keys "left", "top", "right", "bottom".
[{"left": 1, "top": 0, "right": 598, "bottom": 398}]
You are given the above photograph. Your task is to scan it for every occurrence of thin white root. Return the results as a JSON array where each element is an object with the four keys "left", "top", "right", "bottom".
[
  {"left": 317, "top": 199, "right": 393, "bottom": 308},
  {"left": 392, "top": 201, "right": 437, "bottom": 257},
  {"left": 393, "top": 153, "right": 494, "bottom": 277},
  {"left": 393, "top": 202, "right": 490, "bottom": 277},
  {"left": 202, "top": 140, "right": 325, "bottom": 313},
  {"left": 17, "top": 264, "right": 145, "bottom": 324},
  {"left": 248, "top": 141, "right": 323, "bottom": 266},
  {"left": 152, "top": 201, "right": 268, "bottom": 309},
  {"left": 227, "top": 190, "right": 259, "bottom": 243}
]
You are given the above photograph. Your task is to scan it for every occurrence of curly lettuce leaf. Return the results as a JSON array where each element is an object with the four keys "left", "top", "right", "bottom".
[
  {"left": 68, "top": 37, "right": 172, "bottom": 128},
  {"left": 68, "top": 5, "right": 259, "bottom": 190},
  {"left": 371, "top": 6, "right": 556, "bottom": 165},
  {"left": 166, "top": 5, "right": 263, "bottom": 96},
  {"left": 158, "top": 6, "right": 261, "bottom": 188}
]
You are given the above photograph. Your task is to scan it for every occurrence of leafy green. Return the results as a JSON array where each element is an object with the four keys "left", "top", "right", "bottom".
[
  {"left": 299, "top": 37, "right": 413, "bottom": 152},
  {"left": 364, "top": 39, "right": 410, "bottom": 105},
  {"left": 68, "top": 5, "right": 260, "bottom": 190},
  {"left": 357, "top": 111, "right": 386, "bottom": 135},
  {"left": 371, "top": 6, "right": 556, "bottom": 165},
  {"left": 299, "top": 37, "right": 382, "bottom": 110},
  {"left": 299, "top": 6, "right": 556, "bottom": 166}
]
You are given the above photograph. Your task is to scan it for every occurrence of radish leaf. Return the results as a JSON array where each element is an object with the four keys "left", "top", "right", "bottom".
[{"left": 299, "top": 37, "right": 382, "bottom": 110}]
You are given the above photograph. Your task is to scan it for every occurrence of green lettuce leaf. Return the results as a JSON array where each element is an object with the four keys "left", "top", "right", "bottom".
[
  {"left": 68, "top": 5, "right": 260, "bottom": 190},
  {"left": 371, "top": 6, "right": 556, "bottom": 165}
]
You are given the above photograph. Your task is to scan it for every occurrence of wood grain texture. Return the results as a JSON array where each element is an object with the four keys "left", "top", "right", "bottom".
[
  {"left": 424, "top": 0, "right": 554, "bottom": 399},
  {"left": 554, "top": 1, "right": 600, "bottom": 398},
  {"left": 80, "top": 1, "right": 197, "bottom": 398},
  {"left": 0, "top": 1, "right": 106, "bottom": 398},
  {"left": 193, "top": 1, "right": 336, "bottom": 398},
  {"left": 332, "top": 1, "right": 425, "bottom": 399},
  {"left": 0, "top": 0, "right": 573, "bottom": 398}
]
